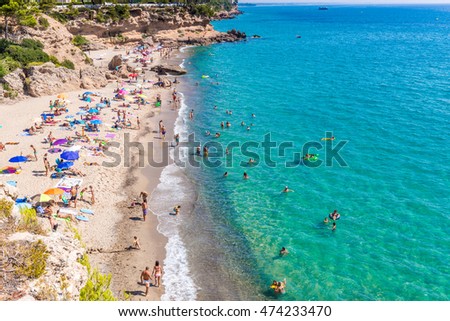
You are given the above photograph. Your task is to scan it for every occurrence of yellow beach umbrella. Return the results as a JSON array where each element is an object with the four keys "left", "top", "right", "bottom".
[
  {"left": 39, "top": 194, "right": 52, "bottom": 202},
  {"left": 57, "top": 93, "right": 68, "bottom": 99},
  {"left": 137, "top": 94, "right": 147, "bottom": 99}
]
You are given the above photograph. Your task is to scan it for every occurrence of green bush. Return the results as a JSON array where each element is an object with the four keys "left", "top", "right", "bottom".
[
  {"left": 0, "top": 57, "right": 21, "bottom": 77},
  {"left": 15, "top": 240, "right": 49, "bottom": 279},
  {"left": 5, "top": 45, "right": 49, "bottom": 67},
  {"left": 38, "top": 16, "right": 50, "bottom": 29},
  {"left": 21, "top": 39, "right": 44, "bottom": 50},
  {"left": 18, "top": 208, "right": 45, "bottom": 235},
  {"left": 19, "top": 15, "right": 38, "bottom": 28},
  {"left": 0, "top": 198, "right": 13, "bottom": 218},
  {"left": 72, "top": 35, "right": 89, "bottom": 47},
  {"left": 78, "top": 254, "right": 117, "bottom": 301},
  {"left": 49, "top": 55, "right": 59, "bottom": 65},
  {"left": 60, "top": 59, "right": 75, "bottom": 70}
]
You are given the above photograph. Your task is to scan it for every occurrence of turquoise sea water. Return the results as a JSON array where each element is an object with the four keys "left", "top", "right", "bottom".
[{"left": 172, "top": 5, "right": 450, "bottom": 300}]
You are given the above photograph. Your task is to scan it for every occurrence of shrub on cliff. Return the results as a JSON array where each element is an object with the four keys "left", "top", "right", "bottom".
[
  {"left": 78, "top": 254, "right": 117, "bottom": 301},
  {"left": 72, "top": 35, "right": 89, "bottom": 47},
  {"left": 189, "top": 4, "right": 215, "bottom": 18},
  {"left": 5, "top": 45, "right": 49, "bottom": 66},
  {"left": 61, "top": 59, "right": 75, "bottom": 70},
  {"left": 38, "top": 16, "right": 50, "bottom": 29},
  {"left": 0, "top": 198, "right": 13, "bottom": 218},
  {"left": 15, "top": 240, "right": 49, "bottom": 279}
]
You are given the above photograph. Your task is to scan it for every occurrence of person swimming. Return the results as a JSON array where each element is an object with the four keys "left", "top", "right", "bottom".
[
  {"left": 223, "top": 172, "right": 228, "bottom": 177},
  {"left": 243, "top": 172, "right": 249, "bottom": 179},
  {"left": 323, "top": 217, "right": 329, "bottom": 223},
  {"left": 279, "top": 247, "right": 289, "bottom": 256},
  {"left": 282, "top": 186, "right": 294, "bottom": 193}
]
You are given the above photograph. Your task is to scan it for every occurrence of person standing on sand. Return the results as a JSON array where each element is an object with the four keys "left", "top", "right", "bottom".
[
  {"left": 30, "top": 145, "right": 37, "bottom": 161},
  {"left": 140, "top": 191, "right": 148, "bottom": 203},
  {"left": 137, "top": 116, "right": 140, "bottom": 130},
  {"left": 152, "top": 260, "right": 163, "bottom": 288},
  {"left": 69, "top": 185, "right": 79, "bottom": 208},
  {"left": 140, "top": 267, "right": 152, "bottom": 296},
  {"left": 142, "top": 200, "right": 148, "bottom": 221}
]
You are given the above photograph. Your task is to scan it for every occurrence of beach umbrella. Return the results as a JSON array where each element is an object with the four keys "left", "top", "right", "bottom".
[
  {"left": 53, "top": 139, "right": 67, "bottom": 146},
  {"left": 77, "top": 110, "right": 87, "bottom": 115},
  {"left": 39, "top": 193, "right": 52, "bottom": 202},
  {"left": 83, "top": 92, "right": 94, "bottom": 96},
  {"left": 96, "top": 103, "right": 106, "bottom": 108},
  {"left": 137, "top": 94, "right": 147, "bottom": 99},
  {"left": 60, "top": 151, "right": 79, "bottom": 161},
  {"left": 90, "top": 119, "right": 102, "bottom": 125},
  {"left": 48, "top": 148, "right": 62, "bottom": 154},
  {"left": 66, "top": 145, "right": 82, "bottom": 152},
  {"left": 76, "top": 120, "right": 85, "bottom": 125},
  {"left": 57, "top": 93, "right": 68, "bottom": 99},
  {"left": 44, "top": 188, "right": 65, "bottom": 195},
  {"left": 83, "top": 97, "right": 92, "bottom": 103},
  {"left": 88, "top": 108, "right": 99, "bottom": 114},
  {"left": 9, "top": 156, "right": 28, "bottom": 163},
  {"left": 57, "top": 162, "right": 74, "bottom": 170}
]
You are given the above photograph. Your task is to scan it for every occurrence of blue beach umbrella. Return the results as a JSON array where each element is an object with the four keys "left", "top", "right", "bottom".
[
  {"left": 88, "top": 108, "right": 99, "bottom": 114},
  {"left": 90, "top": 119, "right": 102, "bottom": 125},
  {"left": 83, "top": 97, "right": 92, "bottom": 103},
  {"left": 9, "top": 156, "right": 28, "bottom": 163},
  {"left": 57, "top": 162, "right": 74, "bottom": 169},
  {"left": 60, "top": 151, "right": 79, "bottom": 161},
  {"left": 75, "top": 120, "right": 85, "bottom": 125},
  {"left": 83, "top": 92, "right": 94, "bottom": 96},
  {"left": 96, "top": 103, "right": 106, "bottom": 108}
]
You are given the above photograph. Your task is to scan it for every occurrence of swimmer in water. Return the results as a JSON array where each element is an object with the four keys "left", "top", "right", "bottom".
[
  {"left": 196, "top": 146, "right": 201, "bottom": 156},
  {"left": 205, "top": 130, "right": 211, "bottom": 136},
  {"left": 248, "top": 158, "right": 255, "bottom": 165},
  {"left": 247, "top": 126, "right": 250, "bottom": 131},
  {"left": 243, "top": 172, "right": 249, "bottom": 179},
  {"left": 279, "top": 247, "right": 289, "bottom": 256},
  {"left": 215, "top": 132, "right": 221, "bottom": 138},
  {"left": 323, "top": 217, "right": 329, "bottom": 224},
  {"left": 252, "top": 113, "right": 256, "bottom": 118},
  {"left": 282, "top": 186, "right": 294, "bottom": 193},
  {"left": 321, "top": 136, "right": 335, "bottom": 141},
  {"left": 223, "top": 172, "right": 228, "bottom": 177},
  {"left": 226, "top": 121, "right": 231, "bottom": 128},
  {"left": 220, "top": 121, "right": 224, "bottom": 129},
  {"left": 332, "top": 222, "right": 336, "bottom": 231},
  {"left": 241, "top": 121, "right": 245, "bottom": 126}
]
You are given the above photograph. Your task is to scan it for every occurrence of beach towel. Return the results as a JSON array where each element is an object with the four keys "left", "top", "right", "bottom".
[
  {"left": 20, "top": 132, "right": 31, "bottom": 136},
  {"left": 80, "top": 208, "right": 94, "bottom": 215},
  {"left": 105, "top": 133, "right": 116, "bottom": 139},
  {"left": 55, "top": 177, "right": 83, "bottom": 190},
  {"left": 6, "top": 181, "right": 17, "bottom": 187}
]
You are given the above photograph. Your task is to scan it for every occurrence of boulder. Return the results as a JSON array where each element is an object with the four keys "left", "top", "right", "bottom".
[
  {"left": 108, "top": 55, "right": 123, "bottom": 71},
  {"left": 150, "top": 64, "right": 187, "bottom": 76},
  {"left": 1, "top": 69, "right": 26, "bottom": 96}
]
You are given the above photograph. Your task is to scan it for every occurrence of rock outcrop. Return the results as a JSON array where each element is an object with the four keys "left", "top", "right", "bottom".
[
  {"left": 6, "top": 232, "right": 88, "bottom": 301},
  {"left": 150, "top": 64, "right": 187, "bottom": 76},
  {"left": 1, "top": 63, "right": 108, "bottom": 99},
  {"left": 108, "top": 54, "right": 123, "bottom": 71}
]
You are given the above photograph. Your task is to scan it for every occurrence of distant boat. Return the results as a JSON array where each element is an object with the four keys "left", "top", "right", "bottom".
[{"left": 319, "top": 7, "right": 328, "bottom": 11}]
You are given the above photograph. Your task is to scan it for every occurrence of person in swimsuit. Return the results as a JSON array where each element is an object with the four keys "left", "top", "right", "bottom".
[
  {"left": 133, "top": 236, "right": 141, "bottom": 250},
  {"left": 282, "top": 186, "right": 294, "bottom": 193},
  {"left": 279, "top": 247, "right": 289, "bottom": 256},
  {"left": 142, "top": 200, "right": 148, "bottom": 221},
  {"left": 152, "top": 260, "right": 163, "bottom": 287},
  {"left": 69, "top": 185, "right": 79, "bottom": 208},
  {"left": 243, "top": 172, "right": 249, "bottom": 179},
  {"left": 43, "top": 204, "right": 58, "bottom": 232},
  {"left": 332, "top": 222, "right": 336, "bottom": 231},
  {"left": 30, "top": 145, "right": 37, "bottom": 161},
  {"left": 140, "top": 267, "right": 152, "bottom": 296}
]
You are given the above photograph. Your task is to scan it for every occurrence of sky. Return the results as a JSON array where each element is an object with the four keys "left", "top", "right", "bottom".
[{"left": 243, "top": 1, "right": 450, "bottom": 4}]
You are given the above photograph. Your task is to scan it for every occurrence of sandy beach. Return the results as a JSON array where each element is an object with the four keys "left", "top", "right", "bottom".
[{"left": 0, "top": 45, "right": 183, "bottom": 300}]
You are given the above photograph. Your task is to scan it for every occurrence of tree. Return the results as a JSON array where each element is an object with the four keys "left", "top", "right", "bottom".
[
  {"left": 38, "top": 0, "right": 56, "bottom": 13},
  {"left": 0, "top": 0, "right": 39, "bottom": 39},
  {"left": 0, "top": 0, "right": 20, "bottom": 40}
]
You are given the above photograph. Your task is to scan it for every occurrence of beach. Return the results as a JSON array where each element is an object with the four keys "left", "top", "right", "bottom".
[{"left": 0, "top": 45, "right": 184, "bottom": 300}]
